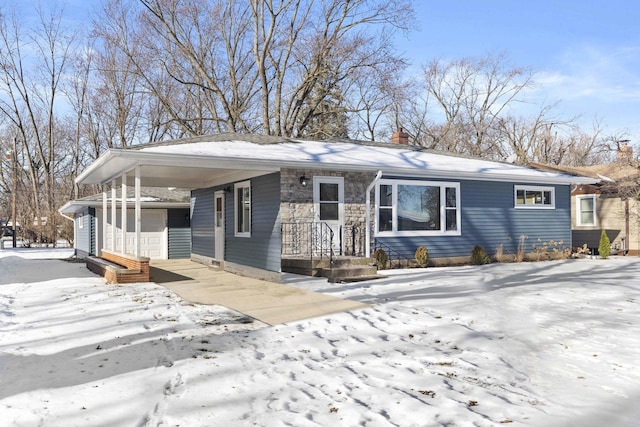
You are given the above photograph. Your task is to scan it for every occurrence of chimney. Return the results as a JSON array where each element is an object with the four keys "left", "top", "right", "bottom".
[
  {"left": 617, "top": 144, "right": 633, "bottom": 162},
  {"left": 392, "top": 127, "right": 409, "bottom": 145}
]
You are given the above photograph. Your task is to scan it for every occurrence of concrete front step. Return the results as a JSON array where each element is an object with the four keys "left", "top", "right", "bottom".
[
  {"left": 320, "top": 265, "right": 380, "bottom": 283},
  {"left": 327, "top": 274, "right": 385, "bottom": 283},
  {"left": 282, "top": 257, "right": 375, "bottom": 269},
  {"left": 282, "top": 256, "right": 378, "bottom": 281}
]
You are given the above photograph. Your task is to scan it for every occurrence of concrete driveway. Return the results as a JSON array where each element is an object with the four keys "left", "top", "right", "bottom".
[{"left": 149, "top": 259, "right": 368, "bottom": 325}]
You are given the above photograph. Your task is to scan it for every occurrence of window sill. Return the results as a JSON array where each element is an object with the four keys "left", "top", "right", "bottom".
[
  {"left": 375, "top": 230, "right": 461, "bottom": 237},
  {"left": 514, "top": 205, "right": 555, "bottom": 210}
]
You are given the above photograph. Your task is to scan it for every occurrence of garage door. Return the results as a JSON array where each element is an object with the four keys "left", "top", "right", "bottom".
[{"left": 104, "top": 209, "right": 167, "bottom": 259}]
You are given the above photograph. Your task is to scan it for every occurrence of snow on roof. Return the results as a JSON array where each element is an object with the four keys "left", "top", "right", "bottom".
[{"left": 139, "top": 138, "right": 592, "bottom": 184}]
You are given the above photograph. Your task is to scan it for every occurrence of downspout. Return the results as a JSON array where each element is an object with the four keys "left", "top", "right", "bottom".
[
  {"left": 365, "top": 170, "right": 383, "bottom": 257},
  {"left": 58, "top": 211, "right": 76, "bottom": 253},
  {"left": 625, "top": 198, "right": 630, "bottom": 255}
]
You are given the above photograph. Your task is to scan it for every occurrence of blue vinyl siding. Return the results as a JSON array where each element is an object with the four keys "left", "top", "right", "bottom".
[
  {"left": 190, "top": 172, "right": 281, "bottom": 272},
  {"left": 375, "top": 180, "right": 571, "bottom": 259},
  {"left": 191, "top": 189, "right": 215, "bottom": 258},
  {"left": 226, "top": 173, "right": 281, "bottom": 272},
  {"left": 168, "top": 208, "right": 191, "bottom": 259}
]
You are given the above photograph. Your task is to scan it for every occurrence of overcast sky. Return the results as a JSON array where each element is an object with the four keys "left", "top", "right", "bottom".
[{"left": 399, "top": 0, "right": 640, "bottom": 142}]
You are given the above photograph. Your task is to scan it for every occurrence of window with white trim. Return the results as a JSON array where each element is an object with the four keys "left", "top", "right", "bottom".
[
  {"left": 514, "top": 185, "right": 555, "bottom": 209},
  {"left": 576, "top": 195, "right": 596, "bottom": 226},
  {"left": 234, "top": 181, "right": 251, "bottom": 237},
  {"left": 375, "top": 179, "right": 461, "bottom": 236}
]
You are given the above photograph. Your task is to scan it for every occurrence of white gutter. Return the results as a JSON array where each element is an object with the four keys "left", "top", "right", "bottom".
[
  {"left": 365, "top": 170, "right": 383, "bottom": 257},
  {"left": 58, "top": 210, "right": 76, "bottom": 253}
]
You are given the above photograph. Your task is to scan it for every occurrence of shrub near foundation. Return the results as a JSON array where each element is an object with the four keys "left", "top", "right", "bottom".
[
  {"left": 470, "top": 245, "right": 490, "bottom": 265},
  {"left": 374, "top": 248, "right": 389, "bottom": 270},
  {"left": 415, "top": 246, "right": 429, "bottom": 267}
]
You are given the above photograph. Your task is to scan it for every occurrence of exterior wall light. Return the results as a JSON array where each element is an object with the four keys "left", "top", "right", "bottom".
[{"left": 299, "top": 174, "right": 309, "bottom": 187}]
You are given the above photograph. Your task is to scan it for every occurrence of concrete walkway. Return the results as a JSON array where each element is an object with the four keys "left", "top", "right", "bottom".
[{"left": 149, "top": 259, "right": 368, "bottom": 325}]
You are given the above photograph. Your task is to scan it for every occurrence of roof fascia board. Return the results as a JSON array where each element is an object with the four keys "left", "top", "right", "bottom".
[
  {"left": 75, "top": 148, "right": 120, "bottom": 184},
  {"left": 77, "top": 147, "right": 597, "bottom": 187},
  {"left": 64, "top": 201, "right": 190, "bottom": 211},
  {"left": 384, "top": 170, "right": 596, "bottom": 185},
  {"left": 200, "top": 170, "right": 276, "bottom": 189}
]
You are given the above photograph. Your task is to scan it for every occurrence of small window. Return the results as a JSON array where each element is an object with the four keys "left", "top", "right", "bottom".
[
  {"left": 514, "top": 185, "right": 555, "bottom": 209},
  {"left": 234, "top": 181, "right": 251, "bottom": 237},
  {"left": 318, "top": 182, "right": 339, "bottom": 221},
  {"left": 576, "top": 195, "right": 596, "bottom": 226},
  {"left": 378, "top": 184, "right": 393, "bottom": 232},
  {"left": 215, "top": 195, "right": 223, "bottom": 229}
]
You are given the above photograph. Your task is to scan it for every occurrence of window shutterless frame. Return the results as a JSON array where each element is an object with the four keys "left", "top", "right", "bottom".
[
  {"left": 374, "top": 179, "right": 461, "bottom": 237},
  {"left": 234, "top": 180, "right": 251, "bottom": 237},
  {"left": 576, "top": 194, "right": 596, "bottom": 226},
  {"left": 514, "top": 185, "right": 555, "bottom": 209}
]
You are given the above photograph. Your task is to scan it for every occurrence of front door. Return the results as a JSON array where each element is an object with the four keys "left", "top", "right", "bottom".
[
  {"left": 313, "top": 176, "right": 344, "bottom": 254},
  {"left": 214, "top": 191, "right": 225, "bottom": 260}
]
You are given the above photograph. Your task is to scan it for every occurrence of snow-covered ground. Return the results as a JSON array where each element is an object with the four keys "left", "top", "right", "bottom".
[{"left": 1, "top": 249, "right": 639, "bottom": 426}]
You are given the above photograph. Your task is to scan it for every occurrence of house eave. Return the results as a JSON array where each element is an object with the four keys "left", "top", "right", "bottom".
[
  {"left": 76, "top": 147, "right": 597, "bottom": 188},
  {"left": 59, "top": 199, "right": 190, "bottom": 214}
]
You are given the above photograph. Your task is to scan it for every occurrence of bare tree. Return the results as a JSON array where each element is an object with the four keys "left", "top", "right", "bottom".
[
  {"left": 412, "top": 53, "right": 534, "bottom": 157},
  {"left": 0, "top": 5, "right": 76, "bottom": 244},
  {"left": 89, "top": 0, "right": 414, "bottom": 139}
]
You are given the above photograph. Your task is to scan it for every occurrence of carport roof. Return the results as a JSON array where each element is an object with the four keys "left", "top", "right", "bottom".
[
  {"left": 76, "top": 133, "right": 597, "bottom": 187},
  {"left": 59, "top": 188, "right": 190, "bottom": 214}
]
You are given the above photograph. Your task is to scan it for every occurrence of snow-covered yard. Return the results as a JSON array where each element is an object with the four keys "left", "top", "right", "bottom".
[{"left": 1, "top": 249, "right": 639, "bottom": 426}]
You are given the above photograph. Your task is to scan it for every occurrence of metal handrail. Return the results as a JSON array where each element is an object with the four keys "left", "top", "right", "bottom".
[
  {"left": 281, "top": 222, "right": 335, "bottom": 264},
  {"left": 281, "top": 221, "right": 371, "bottom": 265}
]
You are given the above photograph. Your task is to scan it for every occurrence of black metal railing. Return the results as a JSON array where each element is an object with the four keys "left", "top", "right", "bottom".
[
  {"left": 281, "top": 222, "right": 335, "bottom": 263},
  {"left": 340, "top": 223, "right": 366, "bottom": 256},
  {"left": 281, "top": 222, "right": 368, "bottom": 263}
]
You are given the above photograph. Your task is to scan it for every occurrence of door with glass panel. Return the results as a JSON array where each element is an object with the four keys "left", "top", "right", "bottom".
[
  {"left": 313, "top": 176, "right": 344, "bottom": 254},
  {"left": 214, "top": 191, "right": 225, "bottom": 260}
]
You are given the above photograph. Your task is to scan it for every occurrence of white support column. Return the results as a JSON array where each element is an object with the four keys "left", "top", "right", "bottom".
[
  {"left": 121, "top": 173, "right": 127, "bottom": 255},
  {"left": 102, "top": 190, "right": 107, "bottom": 256},
  {"left": 135, "top": 166, "right": 141, "bottom": 257},
  {"left": 111, "top": 180, "right": 117, "bottom": 252}
]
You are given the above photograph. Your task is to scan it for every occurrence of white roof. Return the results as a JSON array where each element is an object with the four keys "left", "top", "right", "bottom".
[{"left": 76, "top": 136, "right": 597, "bottom": 187}]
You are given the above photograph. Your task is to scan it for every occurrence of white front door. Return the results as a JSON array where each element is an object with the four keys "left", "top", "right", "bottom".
[
  {"left": 313, "top": 176, "right": 344, "bottom": 254},
  {"left": 214, "top": 191, "right": 225, "bottom": 260}
]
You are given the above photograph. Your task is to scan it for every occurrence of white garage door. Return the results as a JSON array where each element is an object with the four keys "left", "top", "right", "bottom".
[{"left": 104, "top": 209, "right": 167, "bottom": 259}]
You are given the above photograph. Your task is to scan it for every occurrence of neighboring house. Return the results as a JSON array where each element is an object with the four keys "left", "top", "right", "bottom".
[
  {"left": 59, "top": 187, "right": 191, "bottom": 260},
  {"left": 531, "top": 147, "right": 640, "bottom": 255},
  {"left": 74, "top": 132, "right": 593, "bottom": 281}
]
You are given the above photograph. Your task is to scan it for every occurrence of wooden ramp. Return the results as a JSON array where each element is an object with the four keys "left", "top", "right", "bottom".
[{"left": 149, "top": 259, "right": 368, "bottom": 325}]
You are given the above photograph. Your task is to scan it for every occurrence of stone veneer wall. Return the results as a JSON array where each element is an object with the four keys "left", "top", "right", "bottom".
[
  {"left": 280, "top": 168, "right": 377, "bottom": 256},
  {"left": 280, "top": 168, "right": 377, "bottom": 223}
]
